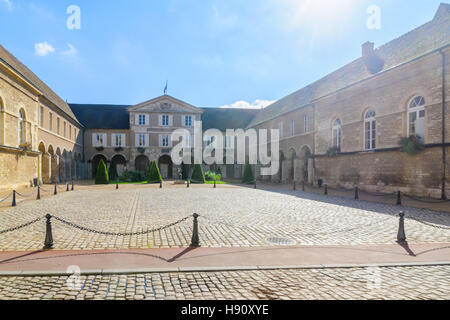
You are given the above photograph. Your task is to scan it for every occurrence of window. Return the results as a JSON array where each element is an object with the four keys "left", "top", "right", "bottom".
[
  {"left": 138, "top": 114, "right": 146, "bottom": 126},
  {"left": 279, "top": 122, "right": 284, "bottom": 138},
  {"left": 332, "top": 119, "right": 342, "bottom": 151},
  {"left": 94, "top": 133, "right": 104, "bottom": 147},
  {"left": 63, "top": 122, "right": 66, "bottom": 137},
  {"left": 57, "top": 118, "right": 60, "bottom": 135},
  {"left": 18, "top": 109, "right": 25, "bottom": 145},
  {"left": 408, "top": 96, "right": 426, "bottom": 142},
  {"left": 364, "top": 110, "right": 376, "bottom": 150},
  {"left": 69, "top": 125, "right": 72, "bottom": 139},
  {"left": 304, "top": 115, "right": 309, "bottom": 133},
  {"left": 138, "top": 134, "right": 146, "bottom": 147},
  {"left": 162, "top": 115, "right": 169, "bottom": 126},
  {"left": 49, "top": 112, "right": 53, "bottom": 131},
  {"left": 184, "top": 115, "right": 192, "bottom": 127},
  {"left": 40, "top": 107, "right": 44, "bottom": 127},
  {"left": 114, "top": 134, "right": 124, "bottom": 147},
  {"left": 291, "top": 119, "right": 295, "bottom": 136},
  {"left": 160, "top": 134, "right": 170, "bottom": 147}
]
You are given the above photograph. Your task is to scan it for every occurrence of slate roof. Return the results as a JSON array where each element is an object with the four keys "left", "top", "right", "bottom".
[
  {"left": 69, "top": 104, "right": 131, "bottom": 130},
  {"left": 246, "top": 3, "right": 450, "bottom": 128},
  {"left": 0, "top": 45, "right": 80, "bottom": 125},
  {"left": 201, "top": 108, "right": 260, "bottom": 131}
]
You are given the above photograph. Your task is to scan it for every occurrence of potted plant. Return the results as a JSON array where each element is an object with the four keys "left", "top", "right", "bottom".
[
  {"left": 399, "top": 135, "right": 424, "bottom": 156},
  {"left": 95, "top": 146, "right": 104, "bottom": 152},
  {"left": 137, "top": 147, "right": 145, "bottom": 154}
]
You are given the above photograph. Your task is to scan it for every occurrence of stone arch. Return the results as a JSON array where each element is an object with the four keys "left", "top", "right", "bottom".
[
  {"left": 158, "top": 155, "right": 173, "bottom": 179},
  {"left": 135, "top": 155, "right": 150, "bottom": 175},
  {"left": 111, "top": 154, "right": 127, "bottom": 178},
  {"left": 39, "top": 142, "right": 51, "bottom": 184},
  {"left": 92, "top": 154, "right": 107, "bottom": 179},
  {"left": 286, "top": 148, "right": 297, "bottom": 183},
  {"left": 299, "top": 145, "right": 313, "bottom": 183}
]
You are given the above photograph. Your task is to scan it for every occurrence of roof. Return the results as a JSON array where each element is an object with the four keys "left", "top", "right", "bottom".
[
  {"left": 0, "top": 45, "right": 81, "bottom": 125},
  {"left": 247, "top": 3, "right": 450, "bottom": 128},
  {"left": 128, "top": 94, "right": 204, "bottom": 113},
  {"left": 69, "top": 104, "right": 131, "bottom": 130},
  {"left": 201, "top": 108, "right": 260, "bottom": 131}
]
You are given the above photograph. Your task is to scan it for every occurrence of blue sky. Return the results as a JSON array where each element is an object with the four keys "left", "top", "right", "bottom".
[{"left": 0, "top": 0, "right": 445, "bottom": 108}]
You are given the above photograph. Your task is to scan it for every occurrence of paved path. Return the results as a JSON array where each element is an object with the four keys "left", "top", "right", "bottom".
[
  {"left": 0, "top": 184, "right": 449, "bottom": 251},
  {"left": 0, "top": 243, "right": 449, "bottom": 274},
  {"left": 0, "top": 265, "right": 448, "bottom": 300}
]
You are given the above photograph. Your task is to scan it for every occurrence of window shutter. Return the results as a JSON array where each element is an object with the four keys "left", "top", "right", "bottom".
[
  {"left": 158, "top": 115, "right": 162, "bottom": 126},
  {"left": 135, "top": 114, "right": 139, "bottom": 126},
  {"left": 183, "top": 115, "right": 187, "bottom": 127},
  {"left": 92, "top": 134, "right": 96, "bottom": 146},
  {"left": 158, "top": 134, "right": 162, "bottom": 147},
  {"left": 169, "top": 116, "right": 173, "bottom": 127},
  {"left": 135, "top": 134, "right": 139, "bottom": 147},
  {"left": 122, "top": 134, "right": 126, "bottom": 147}
]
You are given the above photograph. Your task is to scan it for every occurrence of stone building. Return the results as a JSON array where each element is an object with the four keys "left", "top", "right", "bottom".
[
  {"left": 0, "top": 45, "right": 83, "bottom": 190},
  {"left": 247, "top": 3, "right": 450, "bottom": 198}
]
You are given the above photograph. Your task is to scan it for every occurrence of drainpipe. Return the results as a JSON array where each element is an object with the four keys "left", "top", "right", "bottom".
[{"left": 440, "top": 49, "right": 447, "bottom": 200}]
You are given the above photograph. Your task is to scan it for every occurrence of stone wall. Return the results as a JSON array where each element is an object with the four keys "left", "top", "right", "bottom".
[{"left": 0, "top": 147, "right": 39, "bottom": 190}]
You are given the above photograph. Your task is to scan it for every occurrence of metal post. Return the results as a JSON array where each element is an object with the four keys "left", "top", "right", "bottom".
[
  {"left": 116, "top": 181, "right": 119, "bottom": 190},
  {"left": 37, "top": 186, "right": 41, "bottom": 200},
  {"left": 71, "top": 181, "right": 74, "bottom": 191},
  {"left": 254, "top": 180, "right": 257, "bottom": 189},
  {"left": 12, "top": 190, "right": 16, "bottom": 207},
  {"left": 54, "top": 184, "right": 57, "bottom": 195},
  {"left": 187, "top": 180, "right": 190, "bottom": 188},
  {"left": 190, "top": 213, "right": 200, "bottom": 247},
  {"left": 397, "top": 211, "right": 406, "bottom": 243},
  {"left": 44, "top": 214, "right": 54, "bottom": 249},
  {"left": 214, "top": 180, "right": 216, "bottom": 189},
  {"left": 355, "top": 187, "right": 359, "bottom": 200},
  {"left": 160, "top": 181, "right": 162, "bottom": 189},
  {"left": 293, "top": 181, "right": 296, "bottom": 191},
  {"left": 302, "top": 181, "right": 305, "bottom": 192},
  {"left": 397, "top": 191, "right": 402, "bottom": 206},
  {"left": 324, "top": 184, "right": 328, "bottom": 195},
  {"left": 66, "top": 183, "right": 69, "bottom": 192}
]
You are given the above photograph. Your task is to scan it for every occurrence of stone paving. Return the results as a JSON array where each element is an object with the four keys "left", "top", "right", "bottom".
[
  {"left": 0, "top": 265, "right": 448, "bottom": 300},
  {"left": 0, "top": 184, "right": 449, "bottom": 251}
]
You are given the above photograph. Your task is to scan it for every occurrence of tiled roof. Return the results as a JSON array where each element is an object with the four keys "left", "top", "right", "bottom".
[
  {"left": 246, "top": 3, "right": 450, "bottom": 128},
  {"left": 0, "top": 45, "right": 80, "bottom": 125},
  {"left": 69, "top": 104, "right": 131, "bottom": 130}
]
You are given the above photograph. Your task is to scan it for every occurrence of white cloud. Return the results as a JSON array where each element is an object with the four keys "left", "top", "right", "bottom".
[
  {"left": 219, "top": 99, "right": 275, "bottom": 109},
  {"left": 1, "top": 0, "right": 13, "bottom": 11},
  {"left": 62, "top": 43, "right": 78, "bottom": 56},
  {"left": 34, "top": 42, "right": 55, "bottom": 56}
]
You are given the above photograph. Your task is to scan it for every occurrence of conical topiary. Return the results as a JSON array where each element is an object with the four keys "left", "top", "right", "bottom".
[
  {"left": 147, "top": 160, "right": 162, "bottom": 183},
  {"left": 242, "top": 163, "right": 255, "bottom": 184},
  {"left": 95, "top": 159, "right": 109, "bottom": 184},
  {"left": 108, "top": 161, "right": 118, "bottom": 181},
  {"left": 181, "top": 162, "right": 188, "bottom": 180},
  {"left": 190, "top": 164, "right": 205, "bottom": 184}
]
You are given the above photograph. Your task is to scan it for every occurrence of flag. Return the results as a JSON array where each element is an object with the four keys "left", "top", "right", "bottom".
[{"left": 164, "top": 81, "right": 168, "bottom": 95}]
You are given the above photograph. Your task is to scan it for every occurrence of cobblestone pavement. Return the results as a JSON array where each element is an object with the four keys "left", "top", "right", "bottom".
[
  {"left": 0, "top": 185, "right": 449, "bottom": 251},
  {"left": 0, "top": 265, "right": 448, "bottom": 300}
]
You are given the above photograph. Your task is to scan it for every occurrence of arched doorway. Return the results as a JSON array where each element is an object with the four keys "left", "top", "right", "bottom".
[
  {"left": 92, "top": 154, "right": 107, "bottom": 178},
  {"left": 286, "top": 149, "right": 297, "bottom": 183},
  {"left": 39, "top": 142, "right": 51, "bottom": 184},
  {"left": 135, "top": 155, "right": 150, "bottom": 175},
  {"left": 158, "top": 155, "right": 173, "bottom": 179},
  {"left": 111, "top": 155, "right": 127, "bottom": 178},
  {"left": 277, "top": 151, "right": 285, "bottom": 183},
  {"left": 56, "top": 148, "right": 63, "bottom": 182},
  {"left": 299, "top": 146, "right": 312, "bottom": 184}
]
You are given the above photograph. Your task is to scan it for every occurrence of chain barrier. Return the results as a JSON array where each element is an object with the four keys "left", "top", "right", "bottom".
[
  {"left": 15, "top": 189, "right": 37, "bottom": 198},
  {"left": 406, "top": 215, "right": 450, "bottom": 230},
  {"left": 0, "top": 193, "right": 12, "bottom": 203},
  {"left": 358, "top": 190, "right": 397, "bottom": 197},
  {"left": 403, "top": 194, "right": 450, "bottom": 204},
  {"left": 52, "top": 214, "right": 192, "bottom": 236},
  {"left": 0, "top": 217, "right": 42, "bottom": 235}
]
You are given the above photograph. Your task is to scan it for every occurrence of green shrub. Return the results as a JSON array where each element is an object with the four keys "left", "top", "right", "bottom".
[
  {"left": 95, "top": 159, "right": 109, "bottom": 184},
  {"left": 147, "top": 160, "right": 162, "bottom": 183},
  {"left": 108, "top": 161, "right": 118, "bottom": 181},
  {"left": 205, "top": 170, "right": 221, "bottom": 181},
  {"left": 399, "top": 135, "right": 424, "bottom": 156},
  {"left": 190, "top": 164, "right": 205, "bottom": 184},
  {"left": 326, "top": 146, "right": 339, "bottom": 157},
  {"left": 242, "top": 163, "right": 255, "bottom": 184}
]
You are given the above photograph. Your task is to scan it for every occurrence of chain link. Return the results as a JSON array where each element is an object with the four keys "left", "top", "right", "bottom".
[
  {"left": 406, "top": 216, "right": 450, "bottom": 230},
  {"left": 0, "top": 193, "right": 12, "bottom": 203},
  {"left": 0, "top": 218, "right": 42, "bottom": 235},
  {"left": 52, "top": 214, "right": 193, "bottom": 236},
  {"left": 403, "top": 194, "right": 450, "bottom": 204},
  {"left": 15, "top": 189, "right": 37, "bottom": 198}
]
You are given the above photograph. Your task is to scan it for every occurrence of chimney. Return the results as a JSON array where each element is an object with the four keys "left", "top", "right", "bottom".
[{"left": 362, "top": 41, "right": 375, "bottom": 58}]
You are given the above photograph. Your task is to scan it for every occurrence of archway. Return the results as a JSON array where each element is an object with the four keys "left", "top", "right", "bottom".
[
  {"left": 299, "top": 146, "right": 312, "bottom": 184},
  {"left": 135, "top": 155, "right": 150, "bottom": 175},
  {"left": 56, "top": 148, "right": 63, "bottom": 182},
  {"left": 277, "top": 151, "right": 285, "bottom": 183},
  {"left": 158, "top": 155, "right": 173, "bottom": 179},
  {"left": 111, "top": 155, "right": 127, "bottom": 178},
  {"left": 39, "top": 142, "right": 51, "bottom": 184},
  {"left": 286, "top": 149, "right": 297, "bottom": 183},
  {"left": 92, "top": 154, "right": 107, "bottom": 179},
  {"left": 48, "top": 145, "right": 57, "bottom": 183}
]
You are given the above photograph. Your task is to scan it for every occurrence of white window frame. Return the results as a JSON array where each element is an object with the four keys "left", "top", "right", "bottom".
[
  {"left": 332, "top": 119, "right": 342, "bottom": 150},
  {"left": 304, "top": 115, "right": 309, "bottom": 133},
  {"left": 161, "top": 115, "right": 169, "bottom": 127},
  {"left": 364, "top": 110, "right": 376, "bottom": 150},
  {"left": 138, "top": 134, "right": 146, "bottom": 147},
  {"left": 93, "top": 133, "right": 105, "bottom": 147},
  {"left": 138, "top": 114, "right": 146, "bottom": 126},
  {"left": 160, "top": 134, "right": 170, "bottom": 147},
  {"left": 114, "top": 134, "right": 125, "bottom": 147},
  {"left": 184, "top": 115, "right": 193, "bottom": 127},
  {"left": 408, "top": 96, "right": 426, "bottom": 142}
]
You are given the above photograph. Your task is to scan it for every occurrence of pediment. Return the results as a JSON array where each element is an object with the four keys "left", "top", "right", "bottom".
[{"left": 128, "top": 95, "right": 203, "bottom": 114}]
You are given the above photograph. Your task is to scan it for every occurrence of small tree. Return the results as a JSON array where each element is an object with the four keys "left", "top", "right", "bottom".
[
  {"left": 108, "top": 161, "right": 118, "bottom": 181},
  {"left": 242, "top": 163, "right": 255, "bottom": 184},
  {"left": 190, "top": 164, "right": 205, "bottom": 184},
  {"left": 95, "top": 159, "right": 109, "bottom": 184},
  {"left": 147, "top": 160, "right": 162, "bottom": 183}
]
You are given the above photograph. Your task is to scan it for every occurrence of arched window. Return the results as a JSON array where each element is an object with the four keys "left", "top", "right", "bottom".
[
  {"left": 364, "top": 110, "right": 376, "bottom": 150},
  {"left": 332, "top": 119, "right": 342, "bottom": 151},
  {"left": 18, "top": 109, "right": 25, "bottom": 145},
  {"left": 408, "top": 96, "right": 425, "bottom": 142}
]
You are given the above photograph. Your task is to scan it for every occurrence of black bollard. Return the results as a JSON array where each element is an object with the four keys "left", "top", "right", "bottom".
[
  {"left": 44, "top": 214, "right": 54, "bottom": 249},
  {"left": 37, "top": 186, "right": 41, "bottom": 200},
  {"left": 12, "top": 190, "right": 16, "bottom": 207},
  {"left": 187, "top": 180, "right": 190, "bottom": 188},
  {"left": 254, "top": 180, "right": 257, "bottom": 189},
  {"left": 293, "top": 181, "right": 296, "bottom": 191},
  {"left": 54, "top": 184, "right": 57, "bottom": 195},
  {"left": 355, "top": 187, "right": 359, "bottom": 200},
  {"left": 71, "top": 181, "right": 74, "bottom": 191},
  {"left": 397, "top": 191, "right": 402, "bottom": 206},
  {"left": 190, "top": 213, "right": 200, "bottom": 247},
  {"left": 160, "top": 181, "right": 162, "bottom": 189},
  {"left": 324, "top": 184, "right": 328, "bottom": 195},
  {"left": 302, "top": 181, "right": 305, "bottom": 192},
  {"left": 116, "top": 181, "right": 119, "bottom": 190},
  {"left": 397, "top": 211, "right": 406, "bottom": 243},
  {"left": 214, "top": 180, "right": 216, "bottom": 189},
  {"left": 66, "top": 183, "right": 69, "bottom": 192}
]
